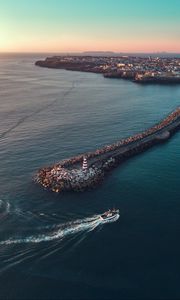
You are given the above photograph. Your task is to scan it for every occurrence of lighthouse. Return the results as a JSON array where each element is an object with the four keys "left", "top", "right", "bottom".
[{"left": 82, "top": 157, "right": 88, "bottom": 171}]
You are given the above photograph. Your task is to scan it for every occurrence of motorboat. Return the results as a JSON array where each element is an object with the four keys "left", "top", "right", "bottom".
[{"left": 100, "top": 209, "right": 120, "bottom": 223}]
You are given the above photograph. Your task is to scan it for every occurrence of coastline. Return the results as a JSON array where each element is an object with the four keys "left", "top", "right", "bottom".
[{"left": 35, "top": 55, "right": 180, "bottom": 84}]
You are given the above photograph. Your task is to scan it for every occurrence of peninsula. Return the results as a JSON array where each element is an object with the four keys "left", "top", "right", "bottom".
[
  {"left": 35, "top": 107, "right": 180, "bottom": 193},
  {"left": 35, "top": 55, "right": 180, "bottom": 84}
]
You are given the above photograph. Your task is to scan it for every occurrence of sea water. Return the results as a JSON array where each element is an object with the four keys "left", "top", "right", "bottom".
[{"left": 0, "top": 53, "right": 180, "bottom": 299}]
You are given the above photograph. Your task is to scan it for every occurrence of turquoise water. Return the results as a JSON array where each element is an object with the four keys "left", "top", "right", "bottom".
[{"left": 0, "top": 54, "right": 180, "bottom": 299}]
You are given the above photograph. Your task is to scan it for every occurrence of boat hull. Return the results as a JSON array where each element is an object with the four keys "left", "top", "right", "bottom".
[{"left": 100, "top": 213, "right": 120, "bottom": 223}]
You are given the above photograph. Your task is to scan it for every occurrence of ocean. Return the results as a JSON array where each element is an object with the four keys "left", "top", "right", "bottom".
[{"left": 0, "top": 53, "right": 180, "bottom": 299}]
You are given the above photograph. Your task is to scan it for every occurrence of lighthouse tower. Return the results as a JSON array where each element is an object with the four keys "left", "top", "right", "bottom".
[{"left": 82, "top": 157, "right": 88, "bottom": 171}]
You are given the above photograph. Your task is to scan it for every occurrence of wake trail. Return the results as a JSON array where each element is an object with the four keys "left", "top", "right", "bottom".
[
  {"left": 0, "top": 200, "right": 10, "bottom": 221},
  {"left": 0, "top": 200, "right": 67, "bottom": 225},
  {"left": 0, "top": 81, "right": 77, "bottom": 139},
  {"left": 0, "top": 215, "right": 102, "bottom": 245}
]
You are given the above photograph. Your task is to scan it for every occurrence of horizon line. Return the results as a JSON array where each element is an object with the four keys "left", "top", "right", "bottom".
[{"left": 0, "top": 50, "right": 180, "bottom": 55}]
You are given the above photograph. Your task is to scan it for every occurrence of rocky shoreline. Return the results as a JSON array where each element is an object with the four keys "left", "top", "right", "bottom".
[
  {"left": 35, "top": 55, "right": 180, "bottom": 84},
  {"left": 35, "top": 107, "right": 180, "bottom": 193},
  {"left": 35, "top": 58, "right": 104, "bottom": 74}
]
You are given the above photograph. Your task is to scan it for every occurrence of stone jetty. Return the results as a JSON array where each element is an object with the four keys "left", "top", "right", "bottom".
[{"left": 35, "top": 107, "right": 180, "bottom": 192}]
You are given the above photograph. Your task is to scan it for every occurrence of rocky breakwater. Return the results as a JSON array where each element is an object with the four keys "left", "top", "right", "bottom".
[{"left": 35, "top": 107, "right": 180, "bottom": 192}]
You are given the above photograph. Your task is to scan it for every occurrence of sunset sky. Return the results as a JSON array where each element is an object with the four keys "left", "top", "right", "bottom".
[{"left": 0, "top": 0, "right": 180, "bottom": 53}]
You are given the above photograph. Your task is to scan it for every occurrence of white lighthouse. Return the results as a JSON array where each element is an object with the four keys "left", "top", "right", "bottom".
[{"left": 82, "top": 157, "right": 88, "bottom": 171}]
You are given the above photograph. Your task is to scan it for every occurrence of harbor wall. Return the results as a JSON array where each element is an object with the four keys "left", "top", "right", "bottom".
[{"left": 35, "top": 107, "right": 180, "bottom": 192}]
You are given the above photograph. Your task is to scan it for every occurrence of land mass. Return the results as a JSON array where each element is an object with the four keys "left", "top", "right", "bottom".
[{"left": 35, "top": 55, "right": 180, "bottom": 84}]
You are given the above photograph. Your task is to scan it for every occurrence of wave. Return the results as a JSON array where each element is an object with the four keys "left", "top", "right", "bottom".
[
  {"left": 0, "top": 200, "right": 10, "bottom": 220},
  {"left": 0, "top": 214, "right": 104, "bottom": 245},
  {"left": 0, "top": 200, "right": 70, "bottom": 225}
]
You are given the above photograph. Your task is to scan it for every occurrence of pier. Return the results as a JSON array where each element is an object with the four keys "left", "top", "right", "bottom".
[{"left": 35, "top": 107, "right": 180, "bottom": 192}]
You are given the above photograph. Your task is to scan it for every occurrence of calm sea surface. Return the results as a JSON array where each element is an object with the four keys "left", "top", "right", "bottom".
[{"left": 0, "top": 54, "right": 180, "bottom": 299}]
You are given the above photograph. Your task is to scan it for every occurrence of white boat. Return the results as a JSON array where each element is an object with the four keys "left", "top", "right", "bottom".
[{"left": 100, "top": 209, "right": 120, "bottom": 223}]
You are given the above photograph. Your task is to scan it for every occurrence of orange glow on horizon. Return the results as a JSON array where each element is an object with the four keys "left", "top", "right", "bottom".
[{"left": 1, "top": 37, "right": 180, "bottom": 53}]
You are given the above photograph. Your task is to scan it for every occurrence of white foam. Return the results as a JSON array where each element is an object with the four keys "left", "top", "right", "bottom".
[
  {"left": 0, "top": 213, "right": 119, "bottom": 245},
  {"left": 0, "top": 200, "right": 10, "bottom": 216}
]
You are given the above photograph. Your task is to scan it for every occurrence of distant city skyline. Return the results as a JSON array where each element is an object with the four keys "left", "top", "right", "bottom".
[{"left": 0, "top": 0, "right": 180, "bottom": 53}]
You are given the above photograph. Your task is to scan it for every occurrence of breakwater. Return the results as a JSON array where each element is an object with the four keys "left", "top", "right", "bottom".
[{"left": 35, "top": 107, "right": 180, "bottom": 192}]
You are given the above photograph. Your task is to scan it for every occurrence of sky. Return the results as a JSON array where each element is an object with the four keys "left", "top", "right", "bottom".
[{"left": 0, "top": 0, "right": 180, "bottom": 53}]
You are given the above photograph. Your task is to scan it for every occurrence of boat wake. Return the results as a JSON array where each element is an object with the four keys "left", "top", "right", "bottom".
[
  {"left": 0, "top": 213, "right": 118, "bottom": 245},
  {"left": 0, "top": 200, "right": 10, "bottom": 221}
]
